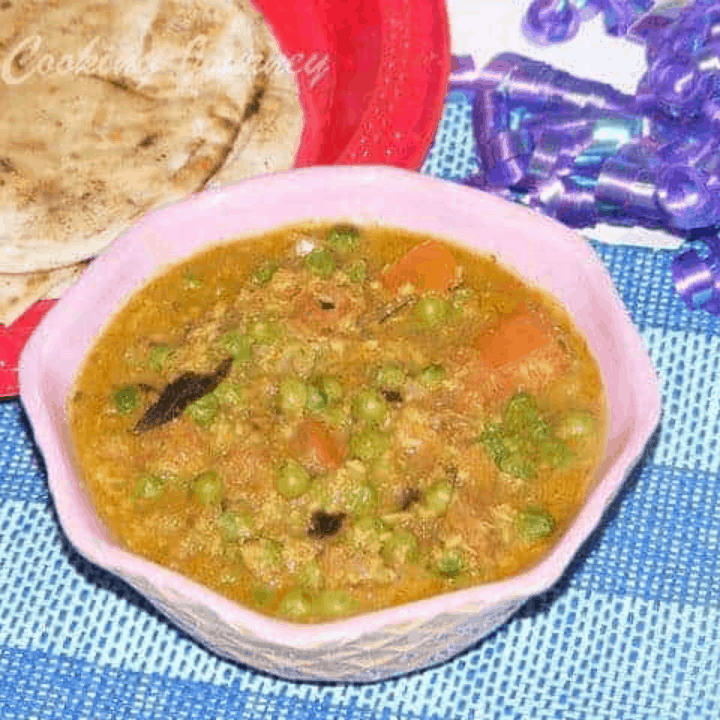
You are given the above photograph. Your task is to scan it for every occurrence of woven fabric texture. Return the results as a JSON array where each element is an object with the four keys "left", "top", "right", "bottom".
[{"left": 1, "top": 93, "right": 718, "bottom": 720}]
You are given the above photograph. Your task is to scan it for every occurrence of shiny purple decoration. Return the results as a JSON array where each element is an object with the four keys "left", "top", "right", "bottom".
[
  {"left": 628, "top": 12, "right": 673, "bottom": 47},
  {"left": 450, "top": 55, "right": 476, "bottom": 74},
  {"left": 450, "top": 53, "right": 677, "bottom": 230},
  {"left": 523, "top": 0, "right": 582, "bottom": 45},
  {"left": 642, "top": 56, "right": 711, "bottom": 117},
  {"left": 601, "top": 0, "right": 655, "bottom": 37},
  {"left": 478, "top": 53, "right": 634, "bottom": 116},
  {"left": 672, "top": 236, "right": 720, "bottom": 313},
  {"left": 522, "top": 0, "right": 655, "bottom": 45},
  {"left": 449, "top": 0, "right": 720, "bottom": 314},
  {"left": 596, "top": 151, "right": 667, "bottom": 224},
  {"left": 656, "top": 165, "right": 719, "bottom": 229}
]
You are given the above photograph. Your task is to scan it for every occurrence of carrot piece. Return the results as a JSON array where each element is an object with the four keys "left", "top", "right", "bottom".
[
  {"left": 290, "top": 419, "right": 347, "bottom": 470},
  {"left": 476, "top": 313, "right": 550, "bottom": 369},
  {"left": 381, "top": 241, "right": 457, "bottom": 294}
]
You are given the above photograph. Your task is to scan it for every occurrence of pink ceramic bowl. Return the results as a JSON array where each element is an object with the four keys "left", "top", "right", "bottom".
[{"left": 19, "top": 166, "right": 661, "bottom": 683}]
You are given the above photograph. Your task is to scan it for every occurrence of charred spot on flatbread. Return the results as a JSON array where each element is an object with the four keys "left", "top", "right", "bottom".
[
  {"left": 242, "top": 75, "right": 268, "bottom": 123},
  {"left": 208, "top": 24, "right": 304, "bottom": 186},
  {"left": 89, "top": 75, "right": 152, "bottom": 100},
  {"left": 137, "top": 134, "right": 159, "bottom": 149}
]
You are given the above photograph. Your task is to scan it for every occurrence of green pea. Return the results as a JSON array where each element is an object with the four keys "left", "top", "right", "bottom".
[
  {"left": 499, "top": 452, "right": 535, "bottom": 480},
  {"left": 278, "top": 376, "right": 307, "bottom": 415},
  {"left": 349, "top": 430, "right": 389, "bottom": 462},
  {"left": 501, "top": 433, "right": 536, "bottom": 458},
  {"left": 265, "top": 539, "right": 284, "bottom": 565},
  {"left": 114, "top": 386, "right": 137, "bottom": 414},
  {"left": 351, "top": 515, "right": 388, "bottom": 551},
  {"left": 276, "top": 459, "right": 311, "bottom": 499},
  {"left": 375, "top": 363, "right": 405, "bottom": 389},
  {"left": 182, "top": 272, "right": 203, "bottom": 289},
  {"left": 278, "top": 588, "right": 313, "bottom": 619},
  {"left": 318, "top": 376, "right": 343, "bottom": 404},
  {"left": 503, "top": 393, "right": 548, "bottom": 439},
  {"left": 252, "top": 586, "right": 276, "bottom": 607},
  {"left": 480, "top": 422, "right": 537, "bottom": 478},
  {"left": 539, "top": 438, "right": 572, "bottom": 468},
  {"left": 528, "top": 422, "right": 551, "bottom": 442},
  {"left": 436, "top": 548, "right": 464, "bottom": 577},
  {"left": 414, "top": 295, "right": 449, "bottom": 327},
  {"left": 305, "top": 384, "right": 328, "bottom": 412},
  {"left": 217, "top": 511, "right": 253, "bottom": 541},
  {"left": 554, "top": 410, "right": 597, "bottom": 441},
  {"left": 220, "top": 330, "right": 253, "bottom": 362},
  {"left": 185, "top": 393, "right": 219, "bottom": 426},
  {"left": 353, "top": 389, "right": 388, "bottom": 425},
  {"left": 478, "top": 425, "right": 506, "bottom": 463},
  {"left": 252, "top": 260, "right": 279, "bottom": 286},
  {"left": 298, "top": 560, "right": 325, "bottom": 591},
  {"left": 248, "top": 319, "right": 282, "bottom": 345},
  {"left": 344, "top": 484, "right": 378, "bottom": 516},
  {"left": 424, "top": 480, "right": 453, "bottom": 515},
  {"left": 148, "top": 344, "right": 173, "bottom": 372},
  {"left": 326, "top": 224, "right": 360, "bottom": 254},
  {"left": 515, "top": 508, "right": 555, "bottom": 542},
  {"left": 322, "top": 405, "right": 348, "bottom": 428},
  {"left": 419, "top": 363, "right": 446, "bottom": 386},
  {"left": 243, "top": 539, "right": 283, "bottom": 573},
  {"left": 304, "top": 248, "right": 336, "bottom": 278},
  {"left": 504, "top": 393, "right": 537, "bottom": 421},
  {"left": 315, "top": 589, "right": 357, "bottom": 617},
  {"left": 192, "top": 470, "right": 224, "bottom": 505},
  {"left": 353, "top": 515, "right": 388, "bottom": 536},
  {"left": 134, "top": 475, "right": 164, "bottom": 500},
  {"left": 381, "top": 529, "right": 419, "bottom": 566},
  {"left": 346, "top": 259, "right": 367, "bottom": 283},
  {"left": 213, "top": 381, "right": 245, "bottom": 407},
  {"left": 452, "top": 287, "right": 474, "bottom": 307},
  {"left": 307, "top": 476, "right": 332, "bottom": 508}
]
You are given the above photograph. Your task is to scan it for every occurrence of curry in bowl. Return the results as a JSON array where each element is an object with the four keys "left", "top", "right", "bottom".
[{"left": 68, "top": 224, "right": 607, "bottom": 622}]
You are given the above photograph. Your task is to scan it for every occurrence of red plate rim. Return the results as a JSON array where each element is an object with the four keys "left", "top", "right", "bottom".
[{"left": 3, "top": 0, "right": 450, "bottom": 398}]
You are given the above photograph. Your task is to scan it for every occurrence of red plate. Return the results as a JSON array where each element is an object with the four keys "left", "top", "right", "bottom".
[{"left": 1, "top": 0, "right": 449, "bottom": 398}]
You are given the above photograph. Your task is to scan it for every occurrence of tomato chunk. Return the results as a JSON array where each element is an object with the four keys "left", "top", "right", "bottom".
[
  {"left": 381, "top": 241, "right": 457, "bottom": 294},
  {"left": 290, "top": 419, "right": 347, "bottom": 470},
  {"left": 476, "top": 312, "right": 550, "bottom": 369}
]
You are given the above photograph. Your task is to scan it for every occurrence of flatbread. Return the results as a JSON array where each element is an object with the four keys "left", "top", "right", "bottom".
[
  {"left": 0, "top": 262, "right": 89, "bottom": 326},
  {"left": 0, "top": 0, "right": 302, "bottom": 275},
  {"left": 209, "top": 19, "right": 305, "bottom": 185}
]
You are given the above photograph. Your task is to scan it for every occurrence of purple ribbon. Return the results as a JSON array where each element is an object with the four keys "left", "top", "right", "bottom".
[
  {"left": 672, "top": 235, "right": 720, "bottom": 313},
  {"left": 449, "top": 0, "right": 720, "bottom": 314},
  {"left": 451, "top": 53, "right": 679, "bottom": 230},
  {"left": 449, "top": 0, "right": 720, "bottom": 313},
  {"left": 453, "top": 47, "right": 720, "bottom": 232},
  {"left": 523, "top": 0, "right": 582, "bottom": 45},
  {"left": 523, "top": 0, "right": 654, "bottom": 44}
]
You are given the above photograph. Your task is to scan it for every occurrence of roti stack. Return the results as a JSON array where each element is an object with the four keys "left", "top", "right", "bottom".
[{"left": 0, "top": 0, "right": 304, "bottom": 325}]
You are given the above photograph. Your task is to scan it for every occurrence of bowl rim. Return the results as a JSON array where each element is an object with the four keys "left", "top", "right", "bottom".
[{"left": 19, "top": 165, "right": 662, "bottom": 648}]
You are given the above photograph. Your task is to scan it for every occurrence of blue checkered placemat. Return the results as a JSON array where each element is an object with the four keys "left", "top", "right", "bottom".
[{"left": 2, "top": 93, "right": 719, "bottom": 720}]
